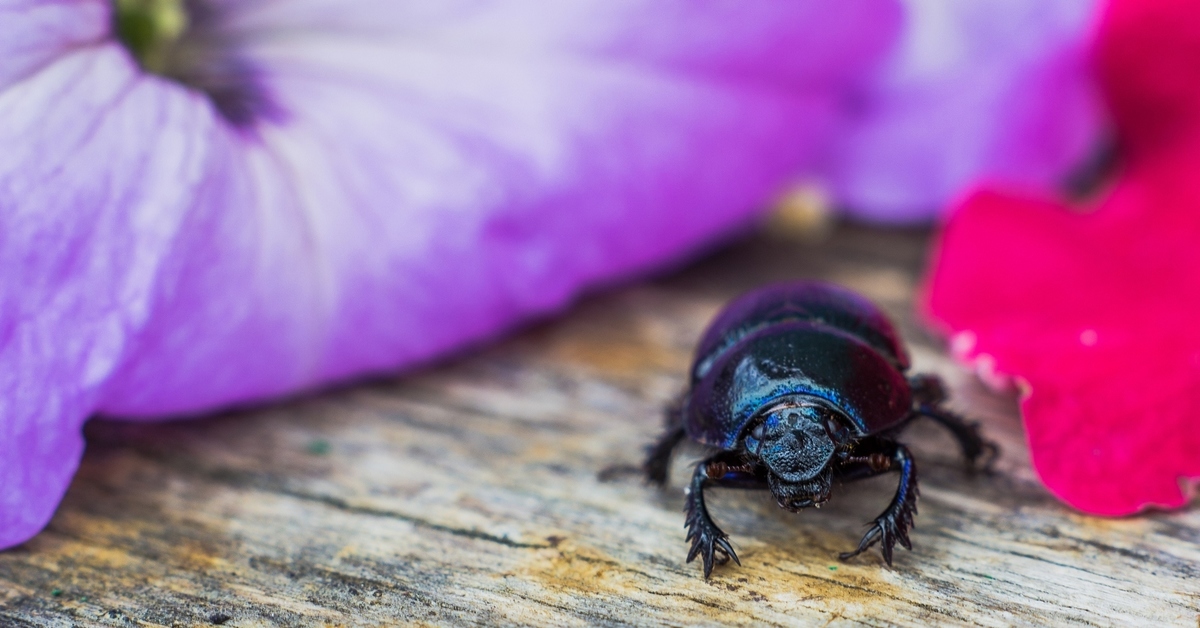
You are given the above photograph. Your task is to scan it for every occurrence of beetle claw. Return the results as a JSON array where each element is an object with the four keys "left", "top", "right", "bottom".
[
  {"left": 684, "top": 466, "right": 739, "bottom": 578},
  {"left": 684, "top": 525, "right": 736, "bottom": 577},
  {"left": 974, "top": 440, "right": 1001, "bottom": 474},
  {"left": 685, "top": 508, "right": 737, "bottom": 577},
  {"left": 716, "top": 537, "right": 740, "bottom": 566}
]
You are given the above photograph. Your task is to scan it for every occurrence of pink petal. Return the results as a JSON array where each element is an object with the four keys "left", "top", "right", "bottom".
[
  {"left": 0, "top": 1, "right": 902, "bottom": 547},
  {"left": 926, "top": 188, "right": 1200, "bottom": 514},
  {"left": 925, "top": 0, "right": 1200, "bottom": 514}
]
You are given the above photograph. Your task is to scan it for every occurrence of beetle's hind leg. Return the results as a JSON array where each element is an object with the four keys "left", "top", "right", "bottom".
[
  {"left": 909, "top": 374, "right": 999, "bottom": 471},
  {"left": 918, "top": 405, "right": 998, "bottom": 471},
  {"left": 644, "top": 393, "right": 687, "bottom": 485},
  {"left": 836, "top": 439, "right": 919, "bottom": 566}
]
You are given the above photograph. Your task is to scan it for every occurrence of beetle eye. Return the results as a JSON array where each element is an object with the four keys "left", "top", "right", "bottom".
[{"left": 750, "top": 423, "right": 765, "bottom": 441}]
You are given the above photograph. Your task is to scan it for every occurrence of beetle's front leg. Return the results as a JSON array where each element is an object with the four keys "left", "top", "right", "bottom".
[
  {"left": 837, "top": 440, "right": 918, "bottom": 566},
  {"left": 909, "top": 374, "right": 998, "bottom": 471},
  {"left": 684, "top": 453, "right": 765, "bottom": 577}
]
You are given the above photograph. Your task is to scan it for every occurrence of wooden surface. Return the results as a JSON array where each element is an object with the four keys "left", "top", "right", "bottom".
[{"left": 2, "top": 224, "right": 1199, "bottom": 627}]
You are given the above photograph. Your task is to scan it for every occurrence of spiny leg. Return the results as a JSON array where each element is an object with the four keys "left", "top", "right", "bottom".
[
  {"left": 684, "top": 453, "right": 766, "bottom": 577},
  {"left": 644, "top": 394, "right": 687, "bottom": 486},
  {"left": 917, "top": 405, "right": 998, "bottom": 471},
  {"left": 836, "top": 439, "right": 919, "bottom": 566},
  {"left": 909, "top": 374, "right": 999, "bottom": 470}
]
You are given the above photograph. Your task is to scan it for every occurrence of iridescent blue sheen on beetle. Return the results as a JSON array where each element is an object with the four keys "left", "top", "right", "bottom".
[{"left": 644, "top": 282, "right": 997, "bottom": 577}]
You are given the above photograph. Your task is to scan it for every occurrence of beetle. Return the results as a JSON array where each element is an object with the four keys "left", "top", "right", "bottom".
[{"left": 644, "top": 281, "right": 996, "bottom": 577}]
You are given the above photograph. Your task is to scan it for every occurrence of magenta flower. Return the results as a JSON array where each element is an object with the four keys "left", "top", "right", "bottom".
[
  {"left": 0, "top": 1, "right": 903, "bottom": 547},
  {"left": 924, "top": 0, "right": 1200, "bottom": 515},
  {"left": 824, "top": 0, "right": 1104, "bottom": 222}
]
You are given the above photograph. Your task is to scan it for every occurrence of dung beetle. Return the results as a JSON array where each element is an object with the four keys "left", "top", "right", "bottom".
[{"left": 644, "top": 281, "right": 996, "bottom": 577}]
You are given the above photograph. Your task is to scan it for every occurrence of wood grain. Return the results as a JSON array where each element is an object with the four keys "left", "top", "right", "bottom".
[{"left": 1, "top": 224, "right": 1198, "bottom": 627}]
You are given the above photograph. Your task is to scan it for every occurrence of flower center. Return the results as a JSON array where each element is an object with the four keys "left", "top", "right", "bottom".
[
  {"left": 114, "top": 0, "right": 189, "bottom": 75},
  {"left": 113, "top": 0, "right": 278, "bottom": 128}
]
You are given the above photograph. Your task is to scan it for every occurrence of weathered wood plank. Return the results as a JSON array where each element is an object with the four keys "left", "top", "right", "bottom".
[{"left": 1, "top": 224, "right": 1198, "bottom": 626}]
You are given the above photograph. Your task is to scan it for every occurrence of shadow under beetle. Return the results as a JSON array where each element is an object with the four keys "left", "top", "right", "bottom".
[{"left": 644, "top": 281, "right": 996, "bottom": 577}]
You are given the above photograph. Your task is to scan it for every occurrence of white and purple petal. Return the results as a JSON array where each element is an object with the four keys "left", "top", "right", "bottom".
[
  {"left": 824, "top": 0, "right": 1104, "bottom": 222},
  {"left": 0, "top": 0, "right": 902, "bottom": 547}
]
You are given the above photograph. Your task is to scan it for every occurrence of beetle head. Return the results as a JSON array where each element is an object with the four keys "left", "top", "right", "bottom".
[{"left": 744, "top": 396, "right": 850, "bottom": 511}]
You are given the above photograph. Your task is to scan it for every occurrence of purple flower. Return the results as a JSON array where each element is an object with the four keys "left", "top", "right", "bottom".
[
  {"left": 824, "top": 0, "right": 1104, "bottom": 222},
  {"left": 0, "top": 0, "right": 902, "bottom": 547}
]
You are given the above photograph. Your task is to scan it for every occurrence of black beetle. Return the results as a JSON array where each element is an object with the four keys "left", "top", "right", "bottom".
[{"left": 644, "top": 281, "right": 996, "bottom": 577}]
